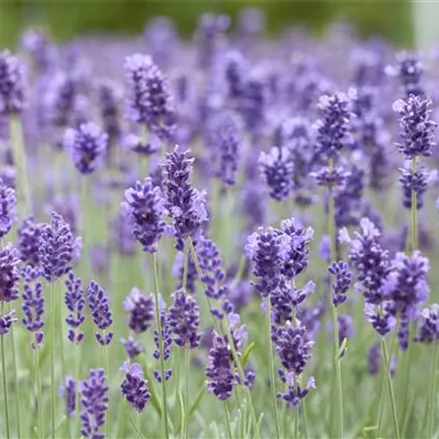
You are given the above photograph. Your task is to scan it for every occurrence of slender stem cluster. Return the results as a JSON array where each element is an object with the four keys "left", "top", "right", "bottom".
[{"left": 151, "top": 253, "right": 169, "bottom": 439}]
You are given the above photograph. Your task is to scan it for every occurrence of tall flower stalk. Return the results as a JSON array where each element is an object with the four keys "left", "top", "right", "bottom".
[
  {"left": 0, "top": 51, "right": 31, "bottom": 217},
  {"left": 39, "top": 212, "right": 74, "bottom": 438},
  {"left": 314, "top": 90, "right": 355, "bottom": 438}
]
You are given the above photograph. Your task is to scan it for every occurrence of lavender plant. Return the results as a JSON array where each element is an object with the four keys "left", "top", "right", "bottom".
[{"left": 1, "top": 14, "right": 439, "bottom": 439}]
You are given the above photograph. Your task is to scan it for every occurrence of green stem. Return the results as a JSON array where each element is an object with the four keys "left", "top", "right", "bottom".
[
  {"left": 34, "top": 349, "right": 44, "bottom": 439},
  {"left": 377, "top": 318, "right": 398, "bottom": 437},
  {"left": 266, "top": 299, "right": 280, "bottom": 439},
  {"left": 331, "top": 305, "right": 343, "bottom": 438},
  {"left": 302, "top": 398, "right": 309, "bottom": 439},
  {"left": 9, "top": 115, "right": 31, "bottom": 217},
  {"left": 376, "top": 355, "right": 388, "bottom": 435},
  {"left": 328, "top": 157, "right": 343, "bottom": 438},
  {"left": 381, "top": 337, "right": 400, "bottom": 439},
  {"left": 1, "top": 302, "right": 10, "bottom": 439},
  {"left": 50, "top": 282, "right": 56, "bottom": 439},
  {"left": 102, "top": 334, "right": 110, "bottom": 438},
  {"left": 188, "top": 237, "right": 260, "bottom": 438},
  {"left": 151, "top": 253, "right": 169, "bottom": 439},
  {"left": 9, "top": 303, "right": 20, "bottom": 439},
  {"left": 295, "top": 404, "right": 299, "bottom": 439},
  {"left": 184, "top": 345, "right": 190, "bottom": 439},
  {"left": 182, "top": 243, "right": 189, "bottom": 292},
  {"left": 411, "top": 157, "right": 418, "bottom": 251},
  {"left": 58, "top": 283, "right": 66, "bottom": 383},
  {"left": 223, "top": 401, "right": 233, "bottom": 439},
  {"left": 428, "top": 341, "right": 438, "bottom": 438}
]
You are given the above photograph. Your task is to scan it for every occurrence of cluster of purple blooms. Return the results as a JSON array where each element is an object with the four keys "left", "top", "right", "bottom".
[{"left": 2, "top": 13, "right": 439, "bottom": 439}]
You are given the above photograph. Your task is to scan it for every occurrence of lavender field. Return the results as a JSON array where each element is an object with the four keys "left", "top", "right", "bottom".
[{"left": 0, "top": 13, "right": 438, "bottom": 439}]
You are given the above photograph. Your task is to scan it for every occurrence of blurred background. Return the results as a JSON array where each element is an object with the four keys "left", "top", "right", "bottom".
[{"left": 0, "top": 1, "right": 416, "bottom": 48}]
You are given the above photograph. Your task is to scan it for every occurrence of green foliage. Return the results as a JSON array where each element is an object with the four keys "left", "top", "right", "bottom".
[{"left": 0, "top": 1, "right": 414, "bottom": 47}]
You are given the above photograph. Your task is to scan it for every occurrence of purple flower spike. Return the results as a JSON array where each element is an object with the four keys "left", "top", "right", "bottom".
[
  {"left": 18, "top": 217, "right": 41, "bottom": 267},
  {"left": 315, "top": 90, "right": 355, "bottom": 159},
  {"left": 122, "top": 178, "right": 167, "bottom": 253},
  {"left": 205, "top": 332, "right": 236, "bottom": 400},
  {"left": 329, "top": 261, "right": 352, "bottom": 307},
  {"left": 365, "top": 302, "right": 396, "bottom": 336},
  {"left": 123, "top": 288, "right": 154, "bottom": 334},
  {"left": 197, "top": 236, "right": 226, "bottom": 300},
  {"left": 65, "top": 271, "right": 85, "bottom": 344},
  {"left": 97, "top": 78, "right": 121, "bottom": 139},
  {"left": 209, "top": 111, "right": 242, "bottom": 186},
  {"left": 0, "top": 50, "right": 26, "bottom": 114},
  {"left": 393, "top": 95, "right": 436, "bottom": 159},
  {"left": 167, "top": 289, "right": 201, "bottom": 348},
  {"left": 278, "top": 372, "right": 315, "bottom": 408},
  {"left": 340, "top": 218, "right": 389, "bottom": 305},
  {"left": 39, "top": 212, "right": 74, "bottom": 283},
  {"left": 121, "top": 335, "right": 144, "bottom": 359},
  {"left": 80, "top": 369, "right": 109, "bottom": 439},
  {"left": 399, "top": 166, "right": 434, "bottom": 211},
  {"left": 416, "top": 304, "right": 439, "bottom": 343},
  {"left": 121, "top": 361, "right": 150, "bottom": 412},
  {"left": 0, "top": 244, "right": 20, "bottom": 303},
  {"left": 59, "top": 376, "right": 76, "bottom": 416},
  {"left": 368, "top": 344, "right": 380, "bottom": 375},
  {"left": 272, "top": 320, "right": 314, "bottom": 376},
  {"left": 246, "top": 226, "right": 291, "bottom": 297},
  {"left": 87, "top": 281, "right": 113, "bottom": 346},
  {"left": 0, "top": 310, "right": 17, "bottom": 335},
  {"left": 0, "top": 179, "right": 16, "bottom": 239},
  {"left": 124, "top": 54, "right": 175, "bottom": 140},
  {"left": 22, "top": 280, "right": 45, "bottom": 348},
  {"left": 64, "top": 122, "right": 108, "bottom": 174},
  {"left": 162, "top": 147, "right": 208, "bottom": 248},
  {"left": 383, "top": 251, "right": 429, "bottom": 315},
  {"left": 387, "top": 52, "right": 424, "bottom": 97},
  {"left": 259, "top": 147, "right": 294, "bottom": 201},
  {"left": 280, "top": 218, "right": 314, "bottom": 279}
]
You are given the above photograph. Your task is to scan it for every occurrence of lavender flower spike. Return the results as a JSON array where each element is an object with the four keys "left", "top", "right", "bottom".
[
  {"left": 329, "top": 261, "right": 352, "bottom": 307},
  {"left": 416, "top": 304, "right": 439, "bottom": 343},
  {"left": 246, "top": 226, "right": 291, "bottom": 297},
  {"left": 205, "top": 332, "right": 236, "bottom": 400},
  {"left": 393, "top": 95, "right": 437, "bottom": 159},
  {"left": 22, "top": 280, "right": 45, "bottom": 348},
  {"left": 65, "top": 271, "right": 85, "bottom": 344},
  {"left": 122, "top": 178, "right": 167, "bottom": 253},
  {"left": 0, "top": 179, "right": 16, "bottom": 239},
  {"left": 59, "top": 376, "right": 76, "bottom": 416},
  {"left": 124, "top": 53, "right": 175, "bottom": 140},
  {"left": 39, "top": 212, "right": 74, "bottom": 283},
  {"left": 17, "top": 217, "right": 41, "bottom": 267},
  {"left": 0, "top": 244, "right": 20, "bottom": 303},
  {"left": 64, "top": 122, "right": 108, "bottom": 174},
  {"left": 315, "top": 89, "right": 355, "bottom": 159},
  {"left": 121, "top": 361, "right": 150, "bottom": 412},
  {"left": 162, "top": 147, "right": 208, "bottom": 248},
  {"left": 167, "top": 289, "right": 201, "bottom": 348},
  {"left": 80, "top": 369, "right": 109, "bottom": 439},
  {"left": 0, "top": 50, "right": 26, "bottom": 114},
  {"left": 123, "top": 288, "right": 154, "bottom": 334},
  {"left": 0, "top": 310, "right": 18, "bottom": 335},
  {"left": 87, "top": 281, "right": 113, "bottom": 345},
  {"left": 259, "top": 147, "right": 294, "bottom": 201}
]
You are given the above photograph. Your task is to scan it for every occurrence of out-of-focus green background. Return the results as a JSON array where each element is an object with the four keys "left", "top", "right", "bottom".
[{"left": 0, "top": 1, "right": 414, "bottom": 47}]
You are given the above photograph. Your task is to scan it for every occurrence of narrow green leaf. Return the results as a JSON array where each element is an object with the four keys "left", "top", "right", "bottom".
[
  {"left": 178, "top": 390, "right": 185, "bottom": 437},
  {"left": 176, "top": 382, "right": 205, "bottom": 434},
  {"left": 241, "top": 342, "right": 256, "bottom": 367},
  {"left": 129, "top": 414, "right": 147, "bottom": 439},
  {"left": 143, "top": 366, "right": 162, "bottom": 417}
]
